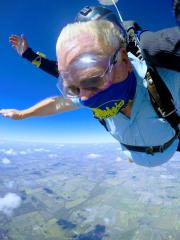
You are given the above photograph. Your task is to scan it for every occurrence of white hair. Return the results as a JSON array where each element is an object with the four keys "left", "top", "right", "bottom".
[{"left": 56, "top": 20, "right": 126, "bottom": 57}]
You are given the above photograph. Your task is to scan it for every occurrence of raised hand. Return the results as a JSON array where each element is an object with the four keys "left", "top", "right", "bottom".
[{"left": 9, "top": 34, "right": 28, "bottom": 56}]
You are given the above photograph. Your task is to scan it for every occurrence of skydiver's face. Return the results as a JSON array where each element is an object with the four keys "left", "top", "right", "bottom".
[{"left": 57, "top": 35, "right": 132, "bottom": 100}]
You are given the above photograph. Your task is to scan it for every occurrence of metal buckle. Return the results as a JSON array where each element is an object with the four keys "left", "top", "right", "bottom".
[{"left": 145, "top": 147, "right": 154, "bottom": 155}]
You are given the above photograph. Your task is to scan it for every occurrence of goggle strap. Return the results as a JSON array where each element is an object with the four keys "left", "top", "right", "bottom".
[{"left": 111, "top": 48, "right": 120, "bottom": 65}]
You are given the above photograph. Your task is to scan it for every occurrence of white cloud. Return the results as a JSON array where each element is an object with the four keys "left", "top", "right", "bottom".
[
  {"left": 48, "top": 154, "right": 58, "bottom": 158},
  {"left": 4, "top": 149, "right": 17, "bottom": 156},
  {"left": 160, "top": 175, "right": 175, "bottom": 179},
  {"left": 2, "top": 158, "right": 11, "bottom": 164},
  {"left": 86, "top": 153, "right": 102, "bottom": 159},
  {"left": 19, "top": 151, "right": 27, "bottom": 155},
  {"left": 0, "top": 149, "right": 16, "bottom": 155},
  {"left": 115, "top": 156, "right": 122, "bottom": 162},
  {"left": 104, "top": 217, "right": 110, "bottom": 224},
  {"left": 0, "top": 193, "right": 22, "bottom": 215},
  {"left": 34, "top": 148, "right": 49, "bottom": 152}
]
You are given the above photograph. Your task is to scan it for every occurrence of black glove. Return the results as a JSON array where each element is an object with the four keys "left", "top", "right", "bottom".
[
  {"left": 123, "top": 20, "right": 142, "bottom": 33},
  {"left": 123, "top": 20, "right": 143, "bottom": 60},
  {"left": 173, "top": 0, "right": 180, "bottom": 27}
]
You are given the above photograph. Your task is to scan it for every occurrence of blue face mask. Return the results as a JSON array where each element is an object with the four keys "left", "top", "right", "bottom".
[{"left": 79, "top": 71, "right": 137, "bottom": 119}]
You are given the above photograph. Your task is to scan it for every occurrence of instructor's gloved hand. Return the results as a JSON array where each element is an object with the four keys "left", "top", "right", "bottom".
[
  {"left": 173, "top": 0, "right": 180, "bottom": 27},
  {"left": 124, "top": 20, "right": 143, "bottom": 60},
  {"left": 123, "top": 20, "right": 142, "bottom": 33}
]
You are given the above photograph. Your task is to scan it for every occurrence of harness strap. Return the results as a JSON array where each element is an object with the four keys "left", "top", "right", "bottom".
[
  {"left": 146, "top": 66, "right": 180, "bottom": 128},
  {"left": 121, "top": 130, "right": 180, "bottom": 155}
]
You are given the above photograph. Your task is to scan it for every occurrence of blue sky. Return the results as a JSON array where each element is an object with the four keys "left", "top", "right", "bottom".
[{"left": 0, "top": 0, "right": 177, "bottom": 143}]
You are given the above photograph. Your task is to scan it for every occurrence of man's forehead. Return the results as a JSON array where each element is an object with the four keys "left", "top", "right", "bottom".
[{"left": 57, "top": 37, "right": 105, "bottom": 69}]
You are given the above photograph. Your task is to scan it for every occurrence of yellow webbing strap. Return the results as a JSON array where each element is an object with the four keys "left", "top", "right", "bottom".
[
  {"left": 32, "top": 52, "right": 46, "bottom": 67},
  {"left": 36, "top": 52, "right": 46, "bottom": 58}
]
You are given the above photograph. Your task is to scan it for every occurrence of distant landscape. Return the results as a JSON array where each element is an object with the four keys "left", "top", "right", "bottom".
[{"left": 0, "top": 140, "right": 180, "bottom": 240}]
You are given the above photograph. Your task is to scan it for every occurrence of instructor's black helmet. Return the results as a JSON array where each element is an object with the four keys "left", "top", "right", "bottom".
[{"left": 75, "top": 6, "right": 127, "bottom": 40}]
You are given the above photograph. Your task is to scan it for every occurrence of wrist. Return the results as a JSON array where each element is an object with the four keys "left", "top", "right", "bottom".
[
  {"left": 22, "top": 48, "right": 37, "bottom": 62},
  {"left": 20, "top": 109, "right": 33, "bottom": 119}
]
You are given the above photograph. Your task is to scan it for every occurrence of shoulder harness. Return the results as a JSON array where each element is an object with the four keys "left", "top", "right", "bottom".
[{"left": 94, "top": 29, "right": 180, "bottom": 154}]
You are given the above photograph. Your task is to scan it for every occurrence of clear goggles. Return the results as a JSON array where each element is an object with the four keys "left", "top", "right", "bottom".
[{"left": 57, "top": 49, "right": 119, "bottom": 98}]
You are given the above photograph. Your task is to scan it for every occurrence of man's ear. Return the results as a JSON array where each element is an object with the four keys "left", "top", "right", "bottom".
[
  {"left": 119, "top": 48, "right": 132, "bottom": 72},
  {"left": 119, "top": 48, "right": 128, "bottom": 62},
  {"left": 114, "top": 48, "right": 127, "bottom": 64}
]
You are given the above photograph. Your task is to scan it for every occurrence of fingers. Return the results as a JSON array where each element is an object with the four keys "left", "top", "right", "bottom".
[
  {"left": 21, "top": 34, "right": 27, "bottom": 43},
  {"left": 0, "top": 109, "right": 21, "bottom": 120},
  {"left": 0, "top": 109, "right": 14, "bottom": 118},
  {"left": 9, "top": 35, "right": 20, "bottom": 44},
  {"left": 9, "top": 34, "right": 28, "bottom": 55},
  {"left": 9, "top": 35, "right": 21, "bottom": 49},
  {"left": 21, "top": 34, "right": 28, "bottom": 50},
  {"left": 9, "top": 34, "right": 19, "bottom": 41}
]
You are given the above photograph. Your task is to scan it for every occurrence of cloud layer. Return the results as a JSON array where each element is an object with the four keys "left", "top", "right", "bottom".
[
  {"left": 0, "top": 193, "right": 22, "bottom": 215},
  {"left": 86, "top": 153, "right": 102, "bottom": 159},
  {"left": 2, "top": 158, "right": 11, "bottom": 164}
]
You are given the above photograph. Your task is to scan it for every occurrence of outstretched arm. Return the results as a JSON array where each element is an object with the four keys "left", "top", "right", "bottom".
[
  {"left": 9, "top": 34, "right": 59, "bottom": 78},
  {"left": 0, "top": 97, "right": 79, "bottom": 120},
  {"left": 140, "top": 27, "right": 180, "bottom": 71},
  {"left": 124, "top": 21, "right": 180, "bottom": 71}
]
